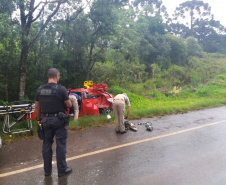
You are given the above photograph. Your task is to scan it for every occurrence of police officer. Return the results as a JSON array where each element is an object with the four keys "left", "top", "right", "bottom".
[
  {"left": 35, "top": 68, "right": 72, "bottom": 177},
  {"left": 69, "top": 93, "right": 79, "bottom": 120},
  {"left": 112, "top": 93, "right": 131, "bottom": 134}
]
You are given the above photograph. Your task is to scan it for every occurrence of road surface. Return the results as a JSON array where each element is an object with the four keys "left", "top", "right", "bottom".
[{"left": 1, "top": 106, "right": 226, "bottom": 185}]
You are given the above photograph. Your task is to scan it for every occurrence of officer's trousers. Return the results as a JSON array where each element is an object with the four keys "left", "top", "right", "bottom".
[
  {"left": 42, "top": 116, "right": 68, "bottom": 175},
  {"left": 113, "top": 101, "right": 125, "bottom": 132}
]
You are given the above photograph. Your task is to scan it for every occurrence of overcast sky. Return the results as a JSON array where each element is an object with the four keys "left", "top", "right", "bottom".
[{"left": 162, "top": 0, "right": 226, "bottom": 27}]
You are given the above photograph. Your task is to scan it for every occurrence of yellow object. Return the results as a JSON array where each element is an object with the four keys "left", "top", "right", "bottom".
[
  {"left": 9, "top": 135, "right": 12, "bottom": 138},
  {"left": 84, "top": 81, "right": 93, "bottom": 89}
]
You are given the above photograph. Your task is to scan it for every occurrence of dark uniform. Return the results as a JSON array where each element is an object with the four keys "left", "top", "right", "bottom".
[{"left": 35, "top": 83, "right": 69, "bottom": 175}]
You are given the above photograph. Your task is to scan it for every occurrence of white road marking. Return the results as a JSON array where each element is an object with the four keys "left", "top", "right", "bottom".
[{"left": 0, "top": 119, "right": 226, "bottom": 178}]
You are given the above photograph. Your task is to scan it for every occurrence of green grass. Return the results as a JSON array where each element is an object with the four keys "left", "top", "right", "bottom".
[{"left": 69, "top": 114, "right": 113, "bottom": 130}]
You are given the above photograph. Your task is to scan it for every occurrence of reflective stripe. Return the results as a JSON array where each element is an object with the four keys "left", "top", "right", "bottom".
[{"left": 114, "top": 98, "right": 124, "bottom": 101}]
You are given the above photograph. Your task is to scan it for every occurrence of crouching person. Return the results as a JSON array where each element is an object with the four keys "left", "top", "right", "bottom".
[{"left": 112, "top": 93, "right": 131, "bottom": 134}]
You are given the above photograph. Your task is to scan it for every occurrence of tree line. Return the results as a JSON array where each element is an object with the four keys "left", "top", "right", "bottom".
[{"left": 0, "top": 0, "right": 226, "bottom": 102}]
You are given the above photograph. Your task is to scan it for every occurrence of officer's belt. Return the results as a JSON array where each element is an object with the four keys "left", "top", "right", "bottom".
[{"left": 42, "top": 113, "right": 59, "bottom": 117}]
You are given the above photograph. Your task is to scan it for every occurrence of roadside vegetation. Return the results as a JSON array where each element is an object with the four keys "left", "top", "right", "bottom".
[{"left": 70, "top": 53, "right": 226, "bottom": 129}]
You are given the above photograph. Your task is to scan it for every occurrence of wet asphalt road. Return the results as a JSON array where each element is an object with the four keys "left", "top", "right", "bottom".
[{"left": 1, "top": 106, "right": 226, "bottom": 185}]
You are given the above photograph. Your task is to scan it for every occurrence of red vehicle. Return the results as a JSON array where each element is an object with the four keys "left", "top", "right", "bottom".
[{"left": 68, "top": 83, "right": 114, "bottom": 117}]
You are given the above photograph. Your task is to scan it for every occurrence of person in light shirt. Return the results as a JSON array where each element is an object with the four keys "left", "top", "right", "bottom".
[{"left": 112, "top": 93, "right": 131, "bottom": 134}]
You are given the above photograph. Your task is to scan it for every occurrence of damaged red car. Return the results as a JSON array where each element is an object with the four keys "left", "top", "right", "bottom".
[{"left": 67, "top": 83, "right": 114, "bottom": 117}]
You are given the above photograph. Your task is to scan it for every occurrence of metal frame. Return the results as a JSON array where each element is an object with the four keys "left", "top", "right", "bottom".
[{"left": 0, "top": 101, "right": 34, "bottom": 136}]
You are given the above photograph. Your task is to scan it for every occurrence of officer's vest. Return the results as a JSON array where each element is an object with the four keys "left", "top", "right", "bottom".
[{"left": 37, "top": 83, "right": 66, "bottom": 113}]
